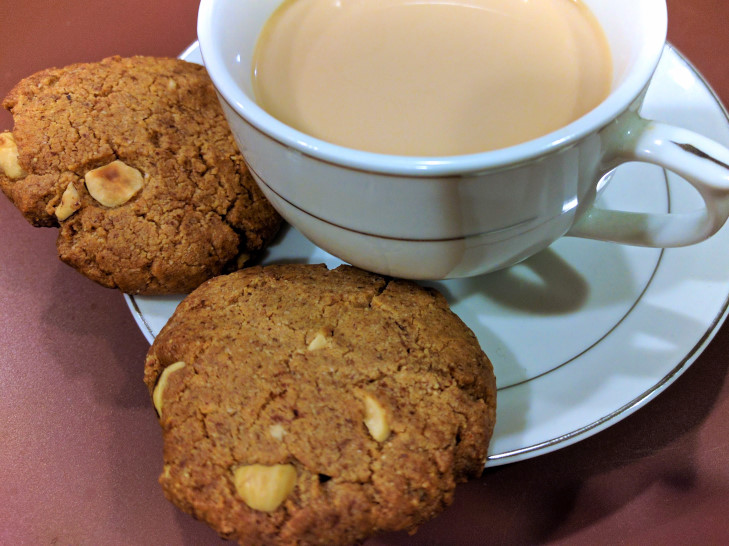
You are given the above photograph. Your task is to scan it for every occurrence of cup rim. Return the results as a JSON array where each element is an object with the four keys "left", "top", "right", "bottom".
[{"left": 198, "top": 0, "right": 668, "bottom": 177}]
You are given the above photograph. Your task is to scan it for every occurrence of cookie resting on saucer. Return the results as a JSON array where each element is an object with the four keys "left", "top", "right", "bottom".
[
  {"left": 144, "top": 264, "right": 497, "bottom": 545},
  {"left": 0, "top": 56, "right": 281, "bottom": 294}
]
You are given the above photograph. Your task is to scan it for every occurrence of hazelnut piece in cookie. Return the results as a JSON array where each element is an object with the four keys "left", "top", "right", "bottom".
[
  {"left": 0, "top": 132, "right": 26, "bottom": 179},
  {"left": 307, "top": 329, "right": 332, "bottom": 351},
  {"left": 84, "top": 160, "right": 144, "bottom": 207},
  {"left": 362, "top": 393, "right": 391, "bottom": 442},
  {"left": 233, "top": 464, "right": 297, "bottom": 512},
  {"left": 55, "top": 182, "right": 81, "bottom": 221},
  {"left": 152, "top": 361, "right": 186, "bottom": 417}
]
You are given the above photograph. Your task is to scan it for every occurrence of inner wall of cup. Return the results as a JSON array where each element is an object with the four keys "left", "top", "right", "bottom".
[
  {"left": 583, "top": 0, "right": 665, "bottom": 90},
  {"left": 214, "top": 0, "right": 280, "bottom": 99}
]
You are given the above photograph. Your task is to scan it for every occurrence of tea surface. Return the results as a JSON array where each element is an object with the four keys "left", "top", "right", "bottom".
[{"left": 252, "top": 0, "right": 612, "bottom": 156}]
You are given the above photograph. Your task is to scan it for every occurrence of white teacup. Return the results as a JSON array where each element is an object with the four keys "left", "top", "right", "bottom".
[{"left": 197, "top": 0, "right": 729, "bottom": 279}]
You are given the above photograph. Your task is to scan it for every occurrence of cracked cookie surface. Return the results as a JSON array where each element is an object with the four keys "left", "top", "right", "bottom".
[
  {"left": 1, "top": 56, "right": 281, "bottom": 294},
  {"left": 144, "top": 263, "right": 497, "bottom": 545}
]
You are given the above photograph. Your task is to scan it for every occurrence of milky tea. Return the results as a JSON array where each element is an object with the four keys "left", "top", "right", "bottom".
[{"left": 252, "top": 0, "right": 612, "bottom": 156}]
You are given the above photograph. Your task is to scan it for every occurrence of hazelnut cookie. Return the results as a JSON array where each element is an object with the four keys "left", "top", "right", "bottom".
[
  {"left": 0, "top": 56, "right": 281, "bottom": 294},
  {"left": 144, "top": 264, "right": 497, "bottom": 545}
]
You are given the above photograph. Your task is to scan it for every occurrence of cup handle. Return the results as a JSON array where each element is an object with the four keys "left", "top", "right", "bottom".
[{"left": 567, "top": 112, "right": 729, "bottom": 246}]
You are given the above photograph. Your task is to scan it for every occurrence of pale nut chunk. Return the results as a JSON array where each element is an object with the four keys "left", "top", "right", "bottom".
[
  {"left": 235, "top": 253, "right": 251, "bottom": 270},
  {"left": 307, "top": 330, "right": 330, "bottom": 351},
  {"left": 0, "top": 132, "right": 27, "bottom": 179},
  {"left": 152, "top": 361, "right": 186, "bottom": 416},
  {"left": 363, "top": 394, "right": 391, "bottom": 442},
  {"left": 84, "top": 160, "right": 144, "bottom": 207},
  {"left": 233, "top": 464, "right": 297, "bottom": 512},
  {"left": 269, "top": 424, "right": 286, "bottom": 441},
  {"left": 55, "top": 182, "right": 82, "bottom": 221}
]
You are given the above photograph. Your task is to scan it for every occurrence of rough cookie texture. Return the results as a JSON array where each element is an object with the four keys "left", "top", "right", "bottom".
[
  {"left": 144, "top": 264, "right": 497, "bottom": 545},
  {"left": 1, "top": 56, "right": 281, "bottom": 294}
]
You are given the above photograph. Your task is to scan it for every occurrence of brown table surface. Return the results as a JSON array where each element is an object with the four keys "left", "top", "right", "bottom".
[{"left": 2, "top": 1, "right": 729, "bottom": 544}]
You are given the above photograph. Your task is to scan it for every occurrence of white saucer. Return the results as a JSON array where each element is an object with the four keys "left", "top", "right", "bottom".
[{"left": 126, "top": 43, "right": 729, "bottom": 466}]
